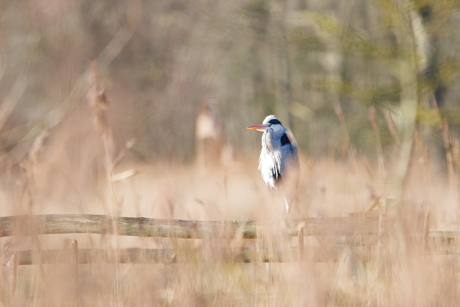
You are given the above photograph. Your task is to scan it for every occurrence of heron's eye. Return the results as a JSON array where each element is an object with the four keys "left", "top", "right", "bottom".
[{"left": 268, "top": 123, "right": 272, "bottom": 127}]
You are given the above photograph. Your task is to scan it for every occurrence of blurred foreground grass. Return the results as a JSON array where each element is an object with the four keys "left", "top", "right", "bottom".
[
  {"left": 2, "top": 0, "right": 460, "bottom": 306},
  {"left": 0, "top": 150, "right": 460, "bottom": 306}
]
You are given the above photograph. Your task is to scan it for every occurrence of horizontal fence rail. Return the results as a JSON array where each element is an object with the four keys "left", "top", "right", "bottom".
[
  {"left": 0, "top": 214, "right": 257, "bottom": 239},
  {"left": 7, "top": 248, "right": 177, "bottom": 265},
  {"left": 5, "top": 246, "right": 372, "bottom": 265},
  {"left": 0, "top": 214, "right": 382, "bottom": 239},
  {"left": 0, "top": 213, "right": 459, "bottom": 267}
]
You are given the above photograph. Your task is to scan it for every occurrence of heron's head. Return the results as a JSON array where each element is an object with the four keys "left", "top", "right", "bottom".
[{"left": 247, "top": 115, "right": 285, "bottom": 138}]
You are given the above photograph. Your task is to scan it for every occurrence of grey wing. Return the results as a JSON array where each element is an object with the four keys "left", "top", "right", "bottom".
[
  {"left": 279, "top": 142, "right": 299, "bottom": 178},
  {"left": 279, "top": 128, "right": 300, "bottom": 178}
]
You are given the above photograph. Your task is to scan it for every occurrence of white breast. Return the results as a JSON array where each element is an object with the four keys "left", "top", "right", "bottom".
[{"left": 258, "top": 147, "right": 281, "bottom": 189}]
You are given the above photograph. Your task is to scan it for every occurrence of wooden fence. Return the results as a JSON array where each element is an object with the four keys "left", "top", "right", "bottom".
[
  {"left": 0, "top": 212, "right": 457, "bottom": 266},
  {"left": 2, "top": 212, "right": 460, "bottom": 298}
]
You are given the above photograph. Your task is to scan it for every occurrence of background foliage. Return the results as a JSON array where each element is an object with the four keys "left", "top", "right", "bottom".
[
  {"left": 1, "top": 0, "right": 460, "bottom": 164},
  {"left": 3, "top": 2, "right": 460, "bottom": 306}
]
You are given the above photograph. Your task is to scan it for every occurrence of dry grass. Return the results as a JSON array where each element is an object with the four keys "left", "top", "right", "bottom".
[
  {"left": 2, "top": 1, "right": 460, "bottom": 306},
  {"left": 0, "top": 63, "right": 459, "bottom": 305},
  {"left": 1, "top": 121, "right": 460, "bottom": 307}
]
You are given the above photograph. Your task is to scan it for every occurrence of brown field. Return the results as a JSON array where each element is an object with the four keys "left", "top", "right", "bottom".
[
  {"left": 2, "top": 1, "right": 460, "bottom": 306},
  {"left": 1, "top": 131, "right": 459, "bottom": 307}
]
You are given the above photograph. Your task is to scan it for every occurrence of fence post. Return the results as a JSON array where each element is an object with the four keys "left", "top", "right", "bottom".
[
  {"left": 423, "top": 212, "right": 430, "bottom": 252},
  {"left": 71, "top": 240, "right": 79, "bottom": 306},
  {"left": 298, "top": 226, "right": 304, "bottom": 263},
  {"left": 10, "top": 252, "right": 17, "bottom": 299}
]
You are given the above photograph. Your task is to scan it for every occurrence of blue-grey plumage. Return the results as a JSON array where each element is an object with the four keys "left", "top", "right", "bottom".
[{"left": 248, "top": 115, "right": 300, "bottom": 212}]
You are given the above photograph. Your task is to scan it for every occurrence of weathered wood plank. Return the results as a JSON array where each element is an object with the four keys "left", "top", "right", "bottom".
[
  {"left": 3, "top": 213, "right": 455, "bottom": 241},
  {"left": 9, "top": 248, "right": 176, "bottom": 265},
  {"left": 0, "top": 215, "right": 259, "bottom": 238},
  {"left": 6, "top": 242, "right": 460, "bottom": 265},
  {"left": 6, "top": 247, "right": 369, "bottom": 265},
  {"left": 0, "top": 214, "right": 381, "bottom": 239}
]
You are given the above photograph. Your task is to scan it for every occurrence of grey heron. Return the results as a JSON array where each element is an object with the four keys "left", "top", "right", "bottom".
[{"left": 247, "top": 115, "right": 300, "bottom": 213}]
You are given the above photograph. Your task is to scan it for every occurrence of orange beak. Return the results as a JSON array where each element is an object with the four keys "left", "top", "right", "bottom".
[{"left": 247, "top": 124, "right": 267, "bottom": 131}]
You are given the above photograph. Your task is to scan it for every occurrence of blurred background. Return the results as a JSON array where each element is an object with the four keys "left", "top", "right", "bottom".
[
  {"left": 2, "top": 0, "right": 460, "bottom": 159},
  {"left": 3, "top": 2, "right": 460, "bottom": 306},
  {"left": 0, "top": 0, "right": 460, "bottom": 219}
]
